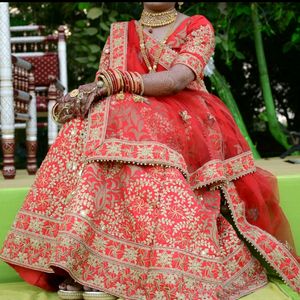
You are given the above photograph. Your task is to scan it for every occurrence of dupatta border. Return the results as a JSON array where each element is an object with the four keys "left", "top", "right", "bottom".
[
  {"left": 222, "top": 182, "right": 300, "bottom": 293},
  {"left": 85, "top": 140, "right": 256, "bottom": 189},
  {"left": 110, "top": 22, "right": 128, "bottom": 71},
  {"left": 85, "top": 22, "right": 129, "bottom": 154}
]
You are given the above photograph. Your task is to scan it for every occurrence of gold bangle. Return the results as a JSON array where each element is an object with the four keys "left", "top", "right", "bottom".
[
  {"left": 69, "top": 89, "right": 80, "bottom": 98},
  {"left": 99, "top": 75, "right": 111, "bottom": 96},
  {"left": 52, "top": 102, "right": 73, "bottom": 124},
  {"left": 51, "top": 103, "right": 60, "bottom": 123},
  {"left": 105, "top": 70, "right": 114, "bottom": 93},
  {"left": 111, "top": 69, "right": 121, "bottom": 92},
  {"left": 114, "top": 69, "right": 124, "bottom": 92},
  {"left": 131, "top": 72, "right": 137, "bottom": 93},
  {"left": 99, "top": 71, "right": 111, "bottom": 92},
  {"left": 96, "top": 80, "right": 104, "bottom": 89},
  {"left": 133, "top": 72, "right": 144, "bottom": 95}
]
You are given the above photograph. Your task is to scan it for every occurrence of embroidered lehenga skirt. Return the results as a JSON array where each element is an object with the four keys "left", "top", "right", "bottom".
[{"left": 1, "top": 88, "right": 299, "bottom": 299}]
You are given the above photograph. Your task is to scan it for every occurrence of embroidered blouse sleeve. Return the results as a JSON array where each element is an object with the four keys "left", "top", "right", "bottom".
[{"left": 172, "top": 16, "right": 215, "bottom": 79}]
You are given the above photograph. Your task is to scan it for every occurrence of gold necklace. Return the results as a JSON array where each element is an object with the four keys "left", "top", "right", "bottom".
[
  {"left": 140, "top": 8, "right": 178, "bottom": 28},
  {"left": 137, "top": 20, "right": 176, "bottom": 73}
]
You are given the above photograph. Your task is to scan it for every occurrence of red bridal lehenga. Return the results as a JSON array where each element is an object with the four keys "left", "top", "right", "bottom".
[{"left": 1, "top": 15, "right": 299, "bottom": 300}]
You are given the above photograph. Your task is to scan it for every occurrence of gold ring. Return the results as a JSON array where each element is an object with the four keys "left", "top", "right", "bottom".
[
  {"left": 69, "top": 89, "right": 79, "bottom": 98},
  {"left": 96, "top": 80, "right": 104, "bottom": 88}
]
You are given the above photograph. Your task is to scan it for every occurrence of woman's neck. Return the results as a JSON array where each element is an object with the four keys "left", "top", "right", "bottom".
[{"left": 140, "top": 7, "right": 178, "bottom": 28}]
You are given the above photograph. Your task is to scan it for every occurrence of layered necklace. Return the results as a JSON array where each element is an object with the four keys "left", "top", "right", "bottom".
[{"left": 138, "top": 8, "right": 178, "bottom": 73}]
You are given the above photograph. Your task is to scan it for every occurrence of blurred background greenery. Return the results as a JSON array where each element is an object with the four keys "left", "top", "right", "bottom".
[{"left": 3, "top": 2, "right": 300, "bottom": 167}]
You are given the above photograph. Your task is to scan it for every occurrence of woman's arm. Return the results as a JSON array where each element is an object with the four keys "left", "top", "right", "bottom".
[
  {"left": 53, "top": 63, "right": 194, "bottom": 124},
  {"left": 142, "top": 64, "right": 195, "bottom": 97}
]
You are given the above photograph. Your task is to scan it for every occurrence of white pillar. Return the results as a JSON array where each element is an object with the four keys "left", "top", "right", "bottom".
[
  {"left": 0, "top": 2, "right": 14, "bottom": 140},
  {"left": 58, "top": 25, "right": 68, "bottom": 94},
  {"left": 48, "top": 99, "right": 58, "bottom": 146},
  {"left": 0, "top": 2, "right": 16, "bottom": 178},
  {"left": 27, "top": 70, "right": 37, "bottom": 143}
]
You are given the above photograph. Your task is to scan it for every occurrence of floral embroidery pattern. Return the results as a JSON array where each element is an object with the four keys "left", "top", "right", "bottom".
[
  {"left": 179, "top": 110, "right": 192, "bottom": 122},
  {"left": 0, "top": 161, "right": 269, "bottom": 299}
]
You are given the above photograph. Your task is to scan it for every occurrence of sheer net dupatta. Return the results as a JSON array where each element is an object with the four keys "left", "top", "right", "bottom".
[{"left": 236, "top": 167, "right": 298, "bottom": 258}]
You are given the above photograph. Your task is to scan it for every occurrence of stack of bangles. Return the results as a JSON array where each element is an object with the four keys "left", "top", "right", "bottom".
[
  {"left": 52, "top": 69, "right": 144, "bottom": 124},
  {"left": 96, "top": 69, "right": 144, "bottom": 96}
]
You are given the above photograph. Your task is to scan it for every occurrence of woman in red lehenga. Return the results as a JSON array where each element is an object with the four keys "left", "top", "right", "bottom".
[{"left": 1, "top": 2, "right": 299, "bottom": 300}]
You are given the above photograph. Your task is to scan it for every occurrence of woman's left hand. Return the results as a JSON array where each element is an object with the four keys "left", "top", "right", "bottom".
[
  {"left": 57, "top": 81, "right": 107, "bottom": 117},
  {"left": 52, "top": 81, "right": 107, "bottom": 124}
]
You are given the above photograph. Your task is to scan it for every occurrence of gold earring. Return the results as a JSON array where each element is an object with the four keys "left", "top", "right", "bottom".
[{"left": 178, "top": 2, "right": 184, "bottom": 10}]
